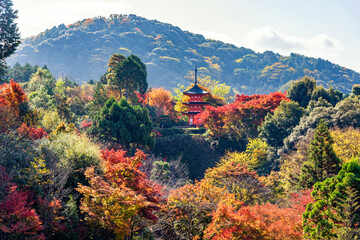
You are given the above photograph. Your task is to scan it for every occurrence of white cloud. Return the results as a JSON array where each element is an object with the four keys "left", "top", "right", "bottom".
[
  {"left": 242, "top": 27, "right": 344, "bottom": 59},
  {"left": 13, "top": 0, "right": 132, "bottom": 38}
]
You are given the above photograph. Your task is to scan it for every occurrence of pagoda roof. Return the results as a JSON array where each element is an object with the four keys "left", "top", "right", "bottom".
[{"left": 183, "top": 84, "right": 209, "bottom": 95}]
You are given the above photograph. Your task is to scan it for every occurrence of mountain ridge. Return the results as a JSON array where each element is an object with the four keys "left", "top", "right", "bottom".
[{"left": 8, "top": 14, "right": 360, "bottom": 93}]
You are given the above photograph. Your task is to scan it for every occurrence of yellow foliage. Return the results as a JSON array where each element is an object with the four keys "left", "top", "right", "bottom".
[
  {"left": 219, "top": 139, "right": 268, "bottom": 172},
  {"left": 331, "top": 127, "right": 360, "bottom": 163},
  {"left": 40, "top": 110, "right": 62, "bottom": 133}
]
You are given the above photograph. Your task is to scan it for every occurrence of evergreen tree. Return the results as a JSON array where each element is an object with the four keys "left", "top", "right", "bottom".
[
  {"left": 259, "top": 100, "right": 303, "bottom": 148},
  {"left": 299, "top": 119, "right": 341, "bottom": 188},
  {"left": 352, "top": 84, "right": 360, "bottom": 96},
  {"left": 110, "top": 54, "right": 148, "bottom": 100},
  {"left": 303, "top": 158, "right": 360, "bottom": 239},
  {"left": 89, "top": 97, "right": 155, "bottom": 149},
  {"left": 286, "top": 77, "right": 316, "bottom": 108},
  {"left": 92, "top": 82, "right": 108, "bottom": 109},
  {"left": 0, "top": 0, "right": 20, "bottom": 83}
]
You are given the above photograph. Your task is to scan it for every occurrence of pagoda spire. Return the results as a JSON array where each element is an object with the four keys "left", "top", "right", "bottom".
[{"left": 194, "top": 65, "right": 198, "bottom": 86}]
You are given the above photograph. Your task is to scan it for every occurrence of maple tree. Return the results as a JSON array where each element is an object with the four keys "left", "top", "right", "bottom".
[
  {"left": 17, "top": 123, "right": 48, "bottom": 140},
  {"left": 148, "top": 87, "right": 177, "bottom": 120},
  {"left": 0, "top": 79, "right": 27, "bottom": 117},
  {"left": 195, "top": 92, "right": 288, "bottom": 139},
  {"left": 204, "top": 190, "right": 313, "bottom": 240},
  {"left": 0, "top": 166, "right": 44, "bottom": 239},
  {"left": 77, "top": 149, "right": 161, "bottom": 239}
]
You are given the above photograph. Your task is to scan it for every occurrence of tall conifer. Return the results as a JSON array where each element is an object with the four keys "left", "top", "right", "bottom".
[{"left": 299, "top": 119, "right": 341, "bottom": 188}]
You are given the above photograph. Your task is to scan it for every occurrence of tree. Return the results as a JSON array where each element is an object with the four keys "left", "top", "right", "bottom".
[
  {"left": 110, "top": 54, "right": 148, "bottom": 100},
  {"left": 0, "top": 79, "right": 27, "bottom": 117},
  {"left": 148, "top": 87, "right": 177, "bottom": 121},
  {"left": 331, "top": 127, "right": 360, "bottom": 163},
  {"left": 299, "top": 120, "right": 341, "bottom": 189},
  {"left": 89, "top": 97, "right": 155, "bottom": 149},
  {"left": 204, "top": 190, "right": 312, "bottom": 240},
  {"left": 286, "top": 77, "right": 316, "bottom": 108},
  {"left": 195, "top": 92, "right": 288, "bottom": 139},
  {"left": 204, "top": 160, "right": 270, "bottom": 205},
  {"left": 77, "top": 149, "right": 161, "bottom": 239},
  {"left": 0, "top": 167, "right": 44, "bottom": 239},
  {"left": 0, "top": 0, "right": 20, "bottom": 83},
  {"left": 352, "top": 84, "right": 360, "bottom": 96},
  {"left": 303, "top": 158, "right": 360, "bottom": 239},
  {"left": 259, "top": 100, "right": 303, "bottom": 148},
  {"left": 5, "top": 62, "right": 38, "bottom": 83},
  {"left": 92, "top": 82, "right": 108, "bottom": 110}
]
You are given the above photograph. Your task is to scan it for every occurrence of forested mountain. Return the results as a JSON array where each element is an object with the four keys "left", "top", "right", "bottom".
[{"left": 8, "top": 14, "right": 360, "bottom": 93}]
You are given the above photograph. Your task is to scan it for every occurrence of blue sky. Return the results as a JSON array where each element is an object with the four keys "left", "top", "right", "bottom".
[{"left": 13, "top": 0, "right": 360, "bottom": 72}]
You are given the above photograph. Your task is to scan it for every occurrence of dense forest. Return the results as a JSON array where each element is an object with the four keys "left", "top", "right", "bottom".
[
  {"left": 7, "top": 14, "right": 360, "bottom": 94},
  {"left": 2, "top": 1, "right": 360, "bottom": 240}
]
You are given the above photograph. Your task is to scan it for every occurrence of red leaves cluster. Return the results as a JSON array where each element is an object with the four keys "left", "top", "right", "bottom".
[
  {"left": 80, "top": 121, "right": 93, "bottom": 130},
  {"left": 17, "top": 123, "right": 48, "bottom": 140},
  {"left": 101, "top": 149, "right": 162, "bottom": 220},
  {"left": 195, "top": 92, "right": 288, "bottom": 138},
  {"left": 0, "top": 79, "right": 27, "bottom": 117},
  {"left": 0, "top": 167, "right": 44, "bottom": 239},
  {"left": 77, "top": 149, "right": 162, "bottom": 237}
]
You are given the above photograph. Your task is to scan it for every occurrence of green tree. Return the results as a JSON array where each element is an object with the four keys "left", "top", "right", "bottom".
[
  {"left": 299, "top": 119, "right": 341, "bottom": 189},
  {"left": 5, "top": 62, "right": 38, "bottom": 82},
  {"left": 0, "top": 0, "right": 20, "bottom": 83},
  {"left": 303, "top": 158, "right": 360, "bottom": 239},
  {"left": 311, "top": 86, "right": 342, "bottom": 106},
  {"left": 352, "top": 84, "right": 360, "bottom": 96},
  {"left": 93, "top": 82, "right": 108, "bottom": 109},
  {"left": 89, "top": 97, "right": 155, "bottom": 149},
  {"left": 259, "top": 100, "right": 303, "bottom": 148},
  {"left": 286, "top": 77, "right": 316, "bottom": 108},
  {"left": 110, "top": 54, "right": 148, "bottom": 100}
]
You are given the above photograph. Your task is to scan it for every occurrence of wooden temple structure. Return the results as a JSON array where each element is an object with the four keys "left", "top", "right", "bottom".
[{"left": 182, "top": 66, "right": 209, "bottom": 126}]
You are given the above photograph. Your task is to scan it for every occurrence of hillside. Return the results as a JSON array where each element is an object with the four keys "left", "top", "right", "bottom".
[{"left": 8, "top": 14, "right": 360, "bottom": 93}]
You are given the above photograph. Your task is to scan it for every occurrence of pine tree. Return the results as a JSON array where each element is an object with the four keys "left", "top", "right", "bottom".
[
  {"left": 0, "top": 0, "right": 21, "bottom": 83},
  {"left": 299, "top": 119, "right": 341, "bottom": 189},
  {"left": 89, "top": 97, "right": 155, "bottom": 149}
]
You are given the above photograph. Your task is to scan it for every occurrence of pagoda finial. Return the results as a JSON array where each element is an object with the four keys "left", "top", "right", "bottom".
[{"left": 194, "top": 65, "right": 198, "bottom": 86}]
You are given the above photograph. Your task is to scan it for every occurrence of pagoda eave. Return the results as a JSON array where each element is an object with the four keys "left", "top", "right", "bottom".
[
  {"left": 182, "top": 102, "right": 207, "bottom": 105},
  {"left": 181, "top": 111, "right": 201, "bottom": 115}
]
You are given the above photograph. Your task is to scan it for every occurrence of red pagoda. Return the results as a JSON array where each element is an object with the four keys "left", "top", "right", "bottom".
[{"left": 182, "top": 66, "right": 209, "bottom": 126}]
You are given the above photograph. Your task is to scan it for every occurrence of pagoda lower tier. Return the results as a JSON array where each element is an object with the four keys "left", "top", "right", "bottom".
[{"left": 181, "top": 101, "right": 208, "bottom": 126}]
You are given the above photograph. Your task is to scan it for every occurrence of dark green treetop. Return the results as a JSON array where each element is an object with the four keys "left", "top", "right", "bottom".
[
  {"left": 303, "top": 158, "right": 360, "bottom": 239},
  {"left": 0, "top": 0, "right": 20, "bottom": 82},
  {"left": 259, "top": 100, "right": 303, "bottom": 148},
  {"left": 109, "top": 54, "right": 148, "bottom": 100},
  {"left": 286, "top": 77, "right": 316, "bottom": 108},
  {"left": 298, "top": 119, "right": 341, "bottom": 189},
  {"left": 89, "top": 97, "right": 155, "bottom": 149}
]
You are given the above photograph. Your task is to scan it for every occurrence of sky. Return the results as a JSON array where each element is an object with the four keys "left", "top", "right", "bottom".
[{"left": 12, "top": 0, "right": 360, "bottom": 72}]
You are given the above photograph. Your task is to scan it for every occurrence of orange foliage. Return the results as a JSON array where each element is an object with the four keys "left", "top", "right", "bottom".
[
  {"left": 204, "top": 190, "right": 313, "bottom": 240},
  {"left": 148, "top": 88, "right": 177, "bottom": 120},
  {"left": 77, "top": 149, "right": 162, "bottom": 237},
  {"left": 0, "top": 79, "right": 27, "bottom": 117}
]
